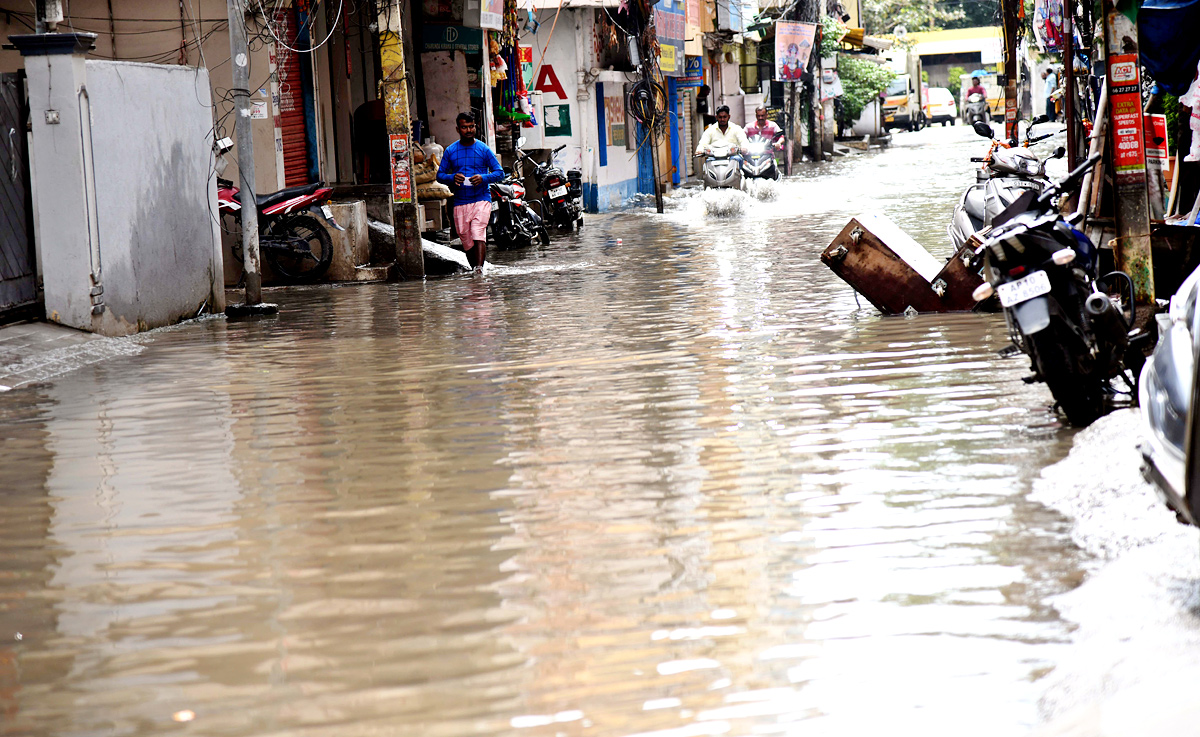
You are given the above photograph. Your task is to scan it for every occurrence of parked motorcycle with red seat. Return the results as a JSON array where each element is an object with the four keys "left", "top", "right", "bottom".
[{"left": 215, "top": 177, "right": 344, "bottom": 282}]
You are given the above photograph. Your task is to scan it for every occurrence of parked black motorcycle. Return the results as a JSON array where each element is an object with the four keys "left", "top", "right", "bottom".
[
  {"left": 970, "top": 152, "right": 1140, "bottom": 427},
  {"left": 519, "top": 143, "right": 583, "bottom": 233},
  {"left": 489, "top": 144, "right": 549, "bottom": 250}
]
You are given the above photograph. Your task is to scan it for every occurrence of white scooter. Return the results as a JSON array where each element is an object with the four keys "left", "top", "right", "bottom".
[{"left": 700, "top": 141, "right": 743, "bottom": 190}]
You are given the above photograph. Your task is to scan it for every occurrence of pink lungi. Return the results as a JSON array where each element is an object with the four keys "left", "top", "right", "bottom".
[{"left": 454, "top": 200, "right": 492, "bottom": 249}]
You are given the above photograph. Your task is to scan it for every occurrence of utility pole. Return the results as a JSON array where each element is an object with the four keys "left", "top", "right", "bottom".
[
  {"left": 377, "top": 1, "right": 424, "bottom": 279},
  {"left": 225, "top": 0, "right": 275, "bottom": 315},
  {"left": 1000, "top": 0, "right": 1019, "bottom": 142},
  {"left": 1103, "top": 0, "right": 1153, "bottom": 305}
]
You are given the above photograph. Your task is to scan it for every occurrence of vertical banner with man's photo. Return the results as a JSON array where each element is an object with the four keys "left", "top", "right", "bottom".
[{"left": 775, "top": 22, "right": 816, "bottom": 81}]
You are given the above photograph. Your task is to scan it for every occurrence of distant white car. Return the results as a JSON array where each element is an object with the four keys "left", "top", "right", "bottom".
[{"left": 923, "top": 86, "right": 958, "bottom": 126}]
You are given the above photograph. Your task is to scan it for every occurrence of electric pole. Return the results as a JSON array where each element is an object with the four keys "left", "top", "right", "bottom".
[
  {"left": 377, "top": 1, "right": 424, "bottom": 279},
  {"left": 1103, "top": 0, "right": 1153, "bottom": 305},
  {"left": 225, "top": 0, "right": 274, "bottom": 313}
]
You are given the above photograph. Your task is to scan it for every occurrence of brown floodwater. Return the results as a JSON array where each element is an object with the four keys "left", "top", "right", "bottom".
[{"left": 1, "top": 126, "right": 1108, "bottom": 737}]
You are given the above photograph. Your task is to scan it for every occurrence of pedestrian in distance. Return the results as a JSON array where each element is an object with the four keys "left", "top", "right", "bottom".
[
  {"left": 436, "top": 111, "right": 505, "bottom": 270},
  {"left": 1041, "top": 68, "right": 1058, "bottom": 122}
]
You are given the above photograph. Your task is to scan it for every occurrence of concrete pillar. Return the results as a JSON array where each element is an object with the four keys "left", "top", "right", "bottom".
[{"left": 10, "top": 33, "right": 103, "bottom": 331}]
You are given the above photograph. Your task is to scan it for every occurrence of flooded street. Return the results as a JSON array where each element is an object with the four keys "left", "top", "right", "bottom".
[{"left": 3, "top": 125, "right": 1197, "bottom": 736}]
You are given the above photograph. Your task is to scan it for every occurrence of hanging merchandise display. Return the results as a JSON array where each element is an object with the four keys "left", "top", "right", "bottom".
[
  {"left": 1033, "top": 0, "right": 1065, "bottom": 52},
  {"left": 488, "top": 32, "right": 508, "bottom": 86}
]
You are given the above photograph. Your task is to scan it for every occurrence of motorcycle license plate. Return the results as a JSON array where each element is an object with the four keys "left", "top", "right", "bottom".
[
  {"left": 549, "top": 185, "right": 568, "bottom": 198},
  {"left": 491, "top": 201, "right": 499, "bottom": 212},
  {"left": 996, "top": 270, "right": 1051, "bottom": 307},
  {"left": 321, "top": 205, "right": 333, "bottom": 219}
]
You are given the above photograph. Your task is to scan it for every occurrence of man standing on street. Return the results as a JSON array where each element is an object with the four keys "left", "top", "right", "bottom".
[
  {"left": 436, "top": 111, "right": 505, "bottom": 270},
  {"left": 1042, "top": 68, "right": 1058, "bottom": 122},
  {"left": 696, "top": 105, "right": 750, "bottom": 158}
]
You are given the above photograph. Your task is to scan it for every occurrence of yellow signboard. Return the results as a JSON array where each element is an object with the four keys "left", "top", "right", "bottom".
[{"left": 660, "top": 43, "right": 676, "bottom": 72}]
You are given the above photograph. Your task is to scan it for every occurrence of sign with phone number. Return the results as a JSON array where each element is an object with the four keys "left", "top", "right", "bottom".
[{"left": 1108, "top": 54, "right": 1146, "bottom": 184}]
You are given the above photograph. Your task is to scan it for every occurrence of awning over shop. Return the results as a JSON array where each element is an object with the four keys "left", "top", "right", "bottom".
[{"left": 1139, "top": 0, "right": 1200, "bottom": 95}]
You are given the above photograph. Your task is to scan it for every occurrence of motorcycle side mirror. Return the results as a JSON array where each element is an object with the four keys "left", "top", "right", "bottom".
[
  {"left": 973, "top": 121, "right": 993, "bottom": 138},
  {"left": 1053, "top": 146, "right": 1066, "bottom": 159},
  {"left": 516, "top": 136, "right": 527, "bottom": 149}
]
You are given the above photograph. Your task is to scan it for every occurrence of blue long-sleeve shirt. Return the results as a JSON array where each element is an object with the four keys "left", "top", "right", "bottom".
[{"left": 435, "top": 139, "right": 505, "bottom": 206}]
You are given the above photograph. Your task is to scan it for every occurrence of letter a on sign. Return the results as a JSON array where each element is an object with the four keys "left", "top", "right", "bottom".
[{"left": 534, "top": 65, "right": 567, "bottom": 100}]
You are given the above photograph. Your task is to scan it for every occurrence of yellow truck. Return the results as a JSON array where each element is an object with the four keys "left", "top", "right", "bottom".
[{"left": 881, "top": 51, "right": 925, "bottom": 131}]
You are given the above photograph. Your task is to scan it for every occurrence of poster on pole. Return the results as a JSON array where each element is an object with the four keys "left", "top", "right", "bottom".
[
  {"left": 390, "top": 133, "right": 413, "bottom": 204},
  {"left": 480, "top": 0, "right": 503, "bottom": 30},
  {"left": 1108, "top": 53, "right": 1146, "bottom": 186},
  {"left": 775, "top": 22, "right": 816, "bottom": 81}
]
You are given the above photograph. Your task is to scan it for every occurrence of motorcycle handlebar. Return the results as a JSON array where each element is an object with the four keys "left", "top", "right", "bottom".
[
  {"left": 970, "top": 157, "right": 985, "bottom": 162},
  {"left": 1036, "top": 152, "right": 1102, "bottom": 205},
  {"left": 554, "top": 144, "right": 566, "bottom": 153}
]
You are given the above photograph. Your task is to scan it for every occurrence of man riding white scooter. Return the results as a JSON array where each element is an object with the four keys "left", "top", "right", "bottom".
[{"left": 696, "top": 105, "right": 750, "bottom": 189}]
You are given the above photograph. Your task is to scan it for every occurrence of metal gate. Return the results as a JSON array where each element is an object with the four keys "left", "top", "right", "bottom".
[{"left": 0, "top": 72, "right": 35, "bottom": 317}]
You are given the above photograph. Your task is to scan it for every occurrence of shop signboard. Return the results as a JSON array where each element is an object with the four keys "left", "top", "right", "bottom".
[
  {"left": 390, "top": 133, "right": 413, "bottom": 204},
  {"left": 520, "top": 46, "right": 534, "bottom": 89},
  {"left": 1108, "top": 53, "right": 1146, "bottom": 185},
  {"left": 421, "top": 25, "right": 483, "bottom": 53},
  {"left": 655, "top": 0, "right": 686, "bottom": 76},
  {"left": 775, "top": 22, "right": 816, "bottom": 81},
  {"left": 678, "top": 55, "right": 703, "bottom": 87}
]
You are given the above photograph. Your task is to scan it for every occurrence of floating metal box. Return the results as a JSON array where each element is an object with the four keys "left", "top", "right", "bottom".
[{"left": 821, "top": 214, "right": 985, "bottom": 315}]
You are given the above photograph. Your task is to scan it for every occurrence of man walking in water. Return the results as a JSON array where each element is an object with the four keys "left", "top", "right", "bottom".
[{"left": 436, "top": 111, "right": 505, "bottom": 269}]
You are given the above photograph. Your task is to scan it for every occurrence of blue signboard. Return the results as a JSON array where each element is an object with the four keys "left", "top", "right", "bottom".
[
  {"left": 655, "top": 0, "right": 686, "bottom": 77},
  {"left": 678, "top": 55, "right": 703, "bottom": 87}
]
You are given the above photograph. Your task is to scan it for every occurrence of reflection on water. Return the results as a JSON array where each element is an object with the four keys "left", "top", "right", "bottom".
[{"left": 0, "top": 127, "right": 1087, "bottom": 736}]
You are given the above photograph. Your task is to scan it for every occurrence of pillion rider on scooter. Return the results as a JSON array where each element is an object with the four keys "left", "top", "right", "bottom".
[
  {"left": 744, "top": 106, "right": 784, "bottom": 148},
  {"left": 696, "top": 105, "right": 750, "bottom": 162}
]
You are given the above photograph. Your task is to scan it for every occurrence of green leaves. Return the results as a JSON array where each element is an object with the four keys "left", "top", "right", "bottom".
[{"left": 837, "top": 55, "right": 897, "bottom": 124}]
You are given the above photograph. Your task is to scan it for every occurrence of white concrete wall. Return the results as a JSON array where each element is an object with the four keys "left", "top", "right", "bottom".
[
  {"left": 27, "top": 53, "right": 223, "bottom": 336},
  {"left": 523, "top": 10, "right": 639, "bottom": 212},
  {"left": 87, "top": 61, "right": 224, "bottom": 332}
]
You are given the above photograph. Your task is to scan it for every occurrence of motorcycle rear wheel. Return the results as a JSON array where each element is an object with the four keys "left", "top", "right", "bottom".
[
  {"left": 266, "top": 214, "right": 333, "bottom": 282},
  {"left": 1028, "top": 322, "right": 1104, "bottom": 427}
]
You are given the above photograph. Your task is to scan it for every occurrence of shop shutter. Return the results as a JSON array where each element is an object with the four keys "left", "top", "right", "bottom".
[{"left": 274, "top": 9, "right": 311, "bottom": 187}]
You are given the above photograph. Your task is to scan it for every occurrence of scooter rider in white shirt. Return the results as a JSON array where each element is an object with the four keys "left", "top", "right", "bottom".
[{"left": 696, "top": 105, "right": 750, "bottom": 161}]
